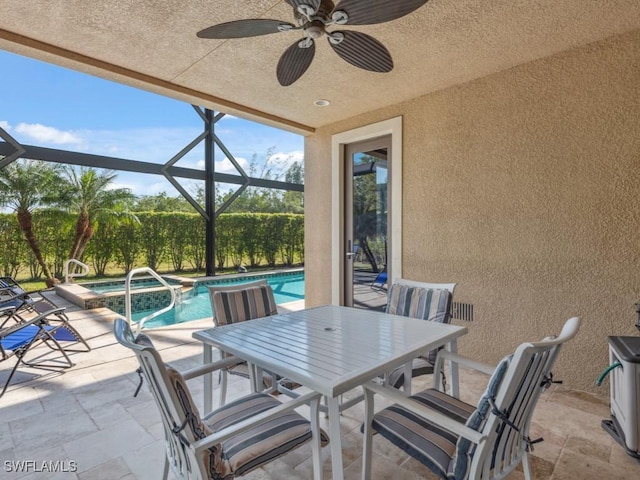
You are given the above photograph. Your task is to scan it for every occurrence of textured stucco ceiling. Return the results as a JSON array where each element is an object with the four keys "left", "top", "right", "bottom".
[{"left": 1, "top": 0, "right": 639, "bottom": 134}]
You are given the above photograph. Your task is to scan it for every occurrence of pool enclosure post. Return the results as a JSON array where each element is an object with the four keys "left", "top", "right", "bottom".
[{"left": 204, "top": 108, "right": 216, "bottom": 276}]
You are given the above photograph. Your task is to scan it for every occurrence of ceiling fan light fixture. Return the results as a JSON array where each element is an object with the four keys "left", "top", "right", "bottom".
[
  {"left": 299, "top": 37, "right": 314, "bottom": 48},
  {"left": 297, "top": 4, "right": 317, "bottom": 18},
  {"left": 331, "top": 11, "right": 348, "bottom": 24},
  {"left": 314, "top": 99, "right": 331, "bottom": 106},
  {"left": 328, "top": 32, "right": 344, "bottom": 45}
]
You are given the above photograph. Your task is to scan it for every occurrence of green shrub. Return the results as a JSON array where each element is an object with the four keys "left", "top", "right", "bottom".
[
  {"left": 87, "top": 219, "right": 120, "bottom": 276},
  {"left": 166, "top": 213, "right": 193, "bottom": 271},
  {"left": 33, "top": 210, "right": 74, "bottom": 278},
  {"left": 0, "top": 214, "right": 26, "bottom": 278},
  {"left": 115, "top": 219, "right": 141, "bottom": 274},
  {"left": 3, "top": 210, "right": 304, "bottom": 277},
  {"left": 136, "top": 212, "right": 170, "bottom": 271}
]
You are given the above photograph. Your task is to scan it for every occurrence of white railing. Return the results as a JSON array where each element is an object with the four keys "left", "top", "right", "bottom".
[
  {"left": 63, "top": 259, "right": 90, "bottom": 284},
  {"left": 125, "top": 267, "right": 176, "bottom": 334}
]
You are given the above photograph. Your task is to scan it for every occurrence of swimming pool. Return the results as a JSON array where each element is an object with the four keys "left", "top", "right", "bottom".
[
  {"left": 132, "top": 271, "right": 304, "bottom": 328},
  {"left": 83, "top": 277, "right": 181, "bottom": 293}
]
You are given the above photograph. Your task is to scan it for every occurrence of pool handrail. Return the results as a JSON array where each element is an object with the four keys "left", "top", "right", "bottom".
[
  {"left": 125, "top": 267, "right": 176, "bottom": 334},
  {"left": 64, "top": 259, "right": 90, "bottom": 284}
]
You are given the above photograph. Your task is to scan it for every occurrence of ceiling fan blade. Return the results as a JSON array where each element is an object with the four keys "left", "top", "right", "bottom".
[
  {"left": 277, "top": 38, "right": 316, "bottom": 86},
  {"left": 329, "top": 31, "right": 393, "bottom": 73},
  {"left": 285, "top": 0, "right": 321, "bottom": 15},
  {"left": 197, "top": 19, "right": 294, "bottom": 39},
  {"left": 332, "top": 0, "right": 428, "bottom": 25}
]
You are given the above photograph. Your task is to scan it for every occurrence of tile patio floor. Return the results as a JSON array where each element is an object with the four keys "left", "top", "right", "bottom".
[{"left": 2, "top": 293, "right": 639, "bottom": 479}]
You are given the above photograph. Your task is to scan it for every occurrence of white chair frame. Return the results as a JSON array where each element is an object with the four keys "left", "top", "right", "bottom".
[
  {"left": 362, "top": 317, "right": 581, "bottom": 480},
  {"left": 114, "top": 318, "right": 324, "bottom": 480}
]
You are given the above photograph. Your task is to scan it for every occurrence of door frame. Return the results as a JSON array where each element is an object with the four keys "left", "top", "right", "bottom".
[{"left": 331, "top": 116, "right": 403, "bottom": 305}]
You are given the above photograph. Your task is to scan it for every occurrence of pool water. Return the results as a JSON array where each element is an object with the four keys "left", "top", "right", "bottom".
[{"left": 132, "top": 272, "right": 304, "bottom": 328}]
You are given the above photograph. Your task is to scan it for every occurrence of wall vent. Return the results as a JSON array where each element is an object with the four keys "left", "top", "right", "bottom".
[{"left": 451, "top": 302, "right": 474, "bottom": 322}]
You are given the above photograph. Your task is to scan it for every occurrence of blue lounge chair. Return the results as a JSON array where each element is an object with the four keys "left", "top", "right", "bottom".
[
  {"left": 370, "top": 269, "right": 387, "bottom": 290},
  {"left": 1, "top": 306, "right": 75, "bottom": 397},
  {"left": 0, "top": 277, "right": 90, "bottom": 352}
]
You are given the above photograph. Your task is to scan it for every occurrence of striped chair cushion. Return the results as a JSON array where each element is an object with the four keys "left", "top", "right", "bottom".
[
  {"left": 164, "top": 366, "right": 224, "bottom": 475},
  {"left": 207, "top": 392, "right": 325, "bottom": 477},
  {"left": 211, "top": 286, "right": 278, "bottom": 326},
  {"left": 387, "top": 357, "right": 436, "bottom": 389},
  {"left": 165, "top": 367, "right": 321, "bottom": 478},
  {"left": 386, "top": 284, "right": 451, "bottom": 323},
  {"left": 372, "top": 356, "right": 510, "bottom": 480},
  {"left": 386, "top": 284, "right": 453, "bottom": 381},
  {"left": 209, "top": 286, "right": 299, "bottom": 392},
  {"left": 448, "top": 354, "right": 511, "bottom": 479},
  {"left": 371, "top": 389, "right": 476, "bottom": 479}
]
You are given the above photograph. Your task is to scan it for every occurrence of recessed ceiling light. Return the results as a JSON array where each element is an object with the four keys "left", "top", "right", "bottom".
[{"left": 314, "top": 99, "right": 331, "bottom": 107}]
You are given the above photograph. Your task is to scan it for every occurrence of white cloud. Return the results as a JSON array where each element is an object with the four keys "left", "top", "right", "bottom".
[
  {"left": 110, "top": 178, "right": 177, "bottom": 197},
  {"left": 0, "top": 120, "right": 11, "bottom": 131},
  {"left": 267, "top": 150, "right": 304, "bottom": 171},
  {"left": 106, "top": 182, "right": 134, "bottom": 192},
  {"left": 215, "top": 157, "right": 250, "bottom": 174},
  {"left": 14, "top": 122, "right": 83, "bottom": 146}
]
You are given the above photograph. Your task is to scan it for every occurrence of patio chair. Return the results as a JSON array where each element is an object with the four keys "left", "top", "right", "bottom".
[
  {"left": 370, "top": 268, "right": 387, "bottom": 290},
  {"left": 0, "top": 276, "right": 56, "bottom": 312},
  {"left": 208, "top": 281, "right": 298, "bottom": 405},
  {"left": 384, "top": 279, "right": 456, "bottom": 392},
  {"left": 1, "top": 306, "right": 75, "bottom": 398},
  {"left": 361, "top": 316, "right": 581, "bottom": 480},
  {"left": 0, "top": 277, "right": 90, "bottom": 352},
  {"left": 113, "top": 318, "right": 327, "bottom": 480}
]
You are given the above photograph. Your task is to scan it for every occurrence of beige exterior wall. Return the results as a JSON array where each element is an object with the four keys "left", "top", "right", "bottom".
[{"left": 304, "top": 29, "right": 640, "bottom": 394}]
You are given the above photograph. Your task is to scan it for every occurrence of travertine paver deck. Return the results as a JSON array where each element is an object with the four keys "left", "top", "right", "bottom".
[{"left": 1, "top": 293, "right": 639, "bottom": 479}]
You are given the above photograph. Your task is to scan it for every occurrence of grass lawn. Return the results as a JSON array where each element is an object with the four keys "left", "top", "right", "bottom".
[{"left": 12, "top": 262, "right": 302, "bottom": 293}]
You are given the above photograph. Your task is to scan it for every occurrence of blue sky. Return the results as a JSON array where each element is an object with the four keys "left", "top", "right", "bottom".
[{"left": 0, "top": 50, "right": 304, "bottom": 197}]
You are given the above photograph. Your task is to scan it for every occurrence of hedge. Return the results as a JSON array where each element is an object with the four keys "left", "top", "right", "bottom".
[{"left": 0, "top": 211, "right": 304, "bottom": 279}]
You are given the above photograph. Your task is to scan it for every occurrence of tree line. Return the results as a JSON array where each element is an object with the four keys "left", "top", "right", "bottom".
[
  {"left": 0, "top": 159, "right": 304, "bottom": 284},
  {"left": 0, "top": 211, "right": 303, "bottom": 280}
]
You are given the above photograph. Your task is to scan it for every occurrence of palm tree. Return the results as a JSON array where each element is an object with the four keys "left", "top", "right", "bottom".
[
  {"left": 0, "top": 159, "right": 61, "bottom": 286},
  {"left": 62, "top": 166, "right": 134, "bottom": 262}
]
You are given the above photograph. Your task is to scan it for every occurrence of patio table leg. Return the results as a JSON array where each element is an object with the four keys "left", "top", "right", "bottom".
[
  {"left": 402, "top": 362, "right": 412, "bottom": 395},
  {"left": 247, "top": 363, "right": 264, "bottom": 393},
  {"left": 203, "top": 344, "right": 213, "bottom": 412},
  {"left": 327, "top": 396, "right": 345, "bottom": 480},
  {"left": 448, "top": 339, "right": 460, "bottom": 398}
]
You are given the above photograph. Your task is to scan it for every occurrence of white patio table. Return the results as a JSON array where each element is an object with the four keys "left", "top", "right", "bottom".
[{"left": 192, "top": 304, "right": 467, "bottom": 480}]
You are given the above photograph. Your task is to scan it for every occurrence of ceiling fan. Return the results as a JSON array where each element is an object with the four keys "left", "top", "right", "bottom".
[{"left": 197, "top": 0, "right": 429, "bottom": 86}]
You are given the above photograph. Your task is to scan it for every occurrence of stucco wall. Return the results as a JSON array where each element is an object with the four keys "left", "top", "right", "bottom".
[{"left": 304, "top": 29, "right": 640, "bottom": 394}]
